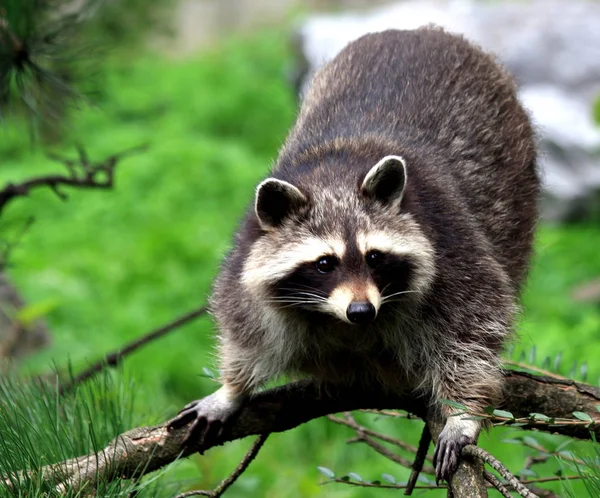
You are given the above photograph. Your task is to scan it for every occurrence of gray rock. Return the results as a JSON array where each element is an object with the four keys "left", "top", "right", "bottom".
[{"left": 296, "top": 0, "right": 600, "bottom": 221}]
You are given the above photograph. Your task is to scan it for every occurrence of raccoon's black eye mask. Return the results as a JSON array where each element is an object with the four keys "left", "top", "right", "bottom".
[{"left": 314, "top": 250, "right": 385, "bottom": 275}]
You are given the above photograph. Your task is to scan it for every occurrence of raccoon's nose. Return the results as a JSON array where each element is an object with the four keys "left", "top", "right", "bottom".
[{"left": 346, "top": 302, "right": 376, "bottom": 324}]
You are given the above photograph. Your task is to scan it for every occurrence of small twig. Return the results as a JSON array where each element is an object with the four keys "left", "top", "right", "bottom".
[
  {"left": 342, "top": 411, "right": 418, "bottom": 464},
  {"left": 0, "top": 144, "right": 148, "bottom": 215},
  {"left": 527, "top": 485, "right": 559, "bottom": 498},
  {"left": 463, "top": 445, "right": 538, "bottom": 498},
  {"left": 504, "top": 360, "right": 567, "bottom": 381},
  {"left": 346, "top": 431, "right": 425, "bottom": 471},
  {"left": 58, "top": 306, "right": 207, "bottom": 395},
  {"left": 514, "top": 475, "right": 584, "bottom": 485},
  {"left": 329, "top": 478, "right": 444, "bottom": 490},
  {"left": 519, "top": 437, "right": 592, "bottom": 469},
  {"left": 0, "top": 216, "right": 35, "bottom": 269},
  {"left": 359, "top": 408, "right": 413, "bottom": 419},
  {"left": 327, "top": 413, "right": 429, "bottom": 458},
  {"left": 405, "top": 424, "right": 431, "bottom": 495},
  {"left": 484, "top": 470, "right": 512, "bottom": 498},
  {"left": 173, "top": 434, "right": 269, "bottom": 498}
]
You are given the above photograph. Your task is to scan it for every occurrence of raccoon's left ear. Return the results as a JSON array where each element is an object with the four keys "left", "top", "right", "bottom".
[
  {"left": 361, "top": 155, "right": 407, "bottom": 207},
  {"left": 255, "top": 178, "right": 308, "bottom": 230}
]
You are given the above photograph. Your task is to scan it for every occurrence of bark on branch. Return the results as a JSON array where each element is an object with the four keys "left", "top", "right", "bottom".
[
  {"left": 11, "top": 372, "right": 599, "bottom": 495},
  {"left": 0, "top": 144, "right": 147, "bottom": 215}
]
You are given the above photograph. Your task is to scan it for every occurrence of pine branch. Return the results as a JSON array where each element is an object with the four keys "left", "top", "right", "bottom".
[{"left": 0, "top": 0, "right": 100, "bottom": 128}]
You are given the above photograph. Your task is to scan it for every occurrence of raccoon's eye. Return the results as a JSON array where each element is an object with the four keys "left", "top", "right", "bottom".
[
  {"left": 366, "top": 250, "right": 384, "bottom": 269},
  {"left": 315, "top": 255, "right": 337, "bottom": 274}
]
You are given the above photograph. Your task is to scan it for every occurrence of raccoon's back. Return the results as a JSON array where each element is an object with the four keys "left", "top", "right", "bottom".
[{"left": 282, "top": 28, "right": 539, "bottom": 288}]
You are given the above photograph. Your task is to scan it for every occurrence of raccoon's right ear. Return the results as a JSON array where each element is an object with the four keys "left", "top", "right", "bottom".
[
  {"left": 255, "top": 178, "right": 308, "bottom": 230},
  {"left": 361, "top": 155, "right": 407, "bottom": 208}
]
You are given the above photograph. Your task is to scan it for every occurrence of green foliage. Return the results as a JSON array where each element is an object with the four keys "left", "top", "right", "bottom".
[
  {"left": 0, "top": 0, "right": 97, "bottom": 130},
  {"left": 0, "top": 369, "right": 163, "bottom": 497},
  {"left": 0, "top": 30, "right": 599, "bottom": 497}
]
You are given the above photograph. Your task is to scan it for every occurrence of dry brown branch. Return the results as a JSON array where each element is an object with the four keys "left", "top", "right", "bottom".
[
  {"left": 484, "top": 470, "right": 512, "bottom": 498},
  {"left": 5, "top": 372, "right": 597, "bottom": 496},
  {"left": 173, "top": 434, "right": 268, "bottom": 498},
  {"left": 405, "top": 425, "right": 432, "bottom": 495},
  {"left": 58, "top": 306, "right": 207, "bottom": 395},
  {"left": 326, "top": 412, "right": 427, "bottom": 457},
  {"left": 464, "top": 445, "right": 538, "bottom": 498},
  {"left": 0, "top": 144, "right": 147, "bottom": 215},
  {"left": 504, "top": 360, "right": 568, "bottom": 381}
]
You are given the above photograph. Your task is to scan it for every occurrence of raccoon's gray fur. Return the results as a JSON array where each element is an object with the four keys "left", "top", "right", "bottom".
[{"left": 171, "top": 27, "right": 539, "bottom": 481}]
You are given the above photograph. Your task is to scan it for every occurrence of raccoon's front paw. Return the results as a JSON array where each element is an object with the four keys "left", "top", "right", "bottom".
[{"left": 168, "top": 388, "right": 243, "bottom": 449}]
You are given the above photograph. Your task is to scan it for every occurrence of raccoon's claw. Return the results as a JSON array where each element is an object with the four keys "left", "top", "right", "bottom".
[
  {"left": 433, "top": 432, "right": 473, "bottom": 484},
  {"left": 168, "top": 390, "right": 241, "bottom": 450}
]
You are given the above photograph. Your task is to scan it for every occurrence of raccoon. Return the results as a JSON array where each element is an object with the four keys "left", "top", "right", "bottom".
[{"left": 170, "top": 27, "right": 539, "bottom": 482}]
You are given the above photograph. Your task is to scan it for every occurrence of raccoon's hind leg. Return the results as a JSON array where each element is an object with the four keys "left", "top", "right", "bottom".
[{"left": 431, "top": 356, "right": 503, "bottom": 483}]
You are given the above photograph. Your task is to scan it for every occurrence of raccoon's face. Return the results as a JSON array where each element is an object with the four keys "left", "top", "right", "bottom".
[{"left": 241, "top": 155, "right": 435, "bottom": 326}]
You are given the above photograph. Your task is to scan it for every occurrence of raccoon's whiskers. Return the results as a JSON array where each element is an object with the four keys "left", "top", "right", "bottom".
[
  {"left": 279, "top": 285, "right": 329, "bottom": 297},
  {"left": 386, "top": 304, "right": 419, "bottom": 324},
  {"left": 381, "top": 289, "right": 419, "bottom": 303}
]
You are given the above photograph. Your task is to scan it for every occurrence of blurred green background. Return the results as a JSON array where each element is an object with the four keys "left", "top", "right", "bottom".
[{"left": 1, "top": 1, "right": 600, "bottom": 496}]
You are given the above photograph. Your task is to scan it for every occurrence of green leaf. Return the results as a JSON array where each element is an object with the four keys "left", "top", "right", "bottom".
[
  {"left": 506, "top": 343, "right": 515, "bottom": 359},
  {"left": 201, "top": 367, "right": 217, "bottom": 379},
  {"left": 523, "top": 436, "right": 544, "bottom": 450},
  {"left": 347, "top": 472, "right": 363, "bottom": 482},
  {"left": 553, "top": 352, "right": 563, "bottom": 372},
  {"left": 483, "top": 406, "right": 495, "bottom": 415},
  {"left": 573, "top": 411, "right": 593, "bottom": 422},
  {"left": 528, "top": 345, "right": 536, "bottom": 365},
  {"left": 558, "top": 451, "right": 575, "bottom": 461},
  {"left": 502, "top": 438, "right": 522, "bottom": 444},
  {"left": 317, "top": 466, "right": 335, "bottom": 479},
  {"left": 381, "top": 473, "right": 396, "bottom": 484},
  {"left": 493, "top": 409, "right": 515, "bottom": 419},
  {"left": 519, "top": 469, "right": 537, "bottom": 478},
  {"left": 529, "top": 413, "right": 551, "bottom": 422},
  {"left": 15, "top": 299, "right": 60, "bottom": 326},
  {"left": 555, "top": 440, "right": 573, "bottom": 452},
  {"left": 596, "top": 405, "right": 600, "bottom": 413},
  {"left": 340, "top": 475, "right": 350, "bottom": 482},
  {"left": 580, "top": 362, "right": 589, "bottom": 382},
  {"left": 509, "top": 422, "right": 528, "bottom": 427},
  {"left": 569, "top": 361, "right": 578, "bottom": 379},
  {"left": 440, "top": 399, "right": 468, "bottom": 411},
  {"left": 541, "top": 355, "right": 551, "bottom": 370}
]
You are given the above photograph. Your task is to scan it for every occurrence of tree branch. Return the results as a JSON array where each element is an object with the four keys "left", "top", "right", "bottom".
[
  {"left": 0, "top": 144, "right": 147, "bottom": 215},
  {"left": 7, "top": 372, "right": 598, "bottom": 494},
  {"left": 173, "top": 434, "right": 269, "bottom": 498},
  {"left": 58, "top": 306, "right": 207, "bottom": 395},
  {"left": 464, "top": 446, "right": 537, "bottom": 498}
]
